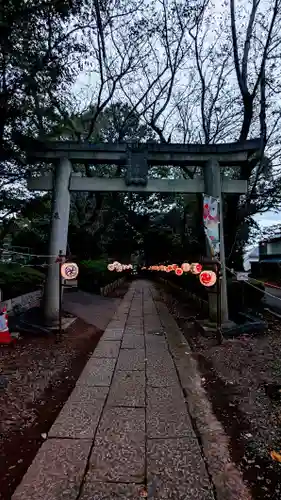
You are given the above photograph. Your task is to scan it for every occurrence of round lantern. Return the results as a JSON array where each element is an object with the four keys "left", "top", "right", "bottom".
[
  {"left": 175, "top": 267, "right": 183, "bottom": 276},
  {"left": 199, "top": 270, "right": 217, "bottom": 287},
  {"left": 191, "top": 263, "right": 202, "bottom": 275},
  {"left": 181, "top": 262, "right": 190, "bottom": 273},
  {"left": 107, "top": 263, "right": 115, "bottom": 271},
  {"left": 172, "top": 264, "right": 178, "bottom": 271}
]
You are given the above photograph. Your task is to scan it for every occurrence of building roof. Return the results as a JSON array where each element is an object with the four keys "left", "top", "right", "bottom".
[{"left": 260, "top": 234, "right": 281, "bottom": 245}]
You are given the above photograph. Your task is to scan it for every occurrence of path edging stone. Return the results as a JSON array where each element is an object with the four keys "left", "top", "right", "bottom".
[{"left": 155, "top": 299, "right": 253, "bottom": 500}]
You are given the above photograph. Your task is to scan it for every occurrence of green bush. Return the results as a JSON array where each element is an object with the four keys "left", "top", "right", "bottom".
[
  {"left": 0, "top": 264, "right": 45, "bottom": 300},
  {"left": 78, "top": 260, "right": 127, "bottom": 294}
]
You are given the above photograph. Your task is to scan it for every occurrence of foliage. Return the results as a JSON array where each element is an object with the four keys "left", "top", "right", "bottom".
[
  {"left": 0, "top": 264, "right": 44, "bottom": 300},
  {"left": 78, "top": 259, "right": 127, "bottom": 294},
  {"left": 0, "top": 0, "right": 86, "bottom": 220}
]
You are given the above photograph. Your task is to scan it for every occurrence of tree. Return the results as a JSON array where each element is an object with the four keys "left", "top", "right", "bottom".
[
  {"left": 0, "top": 0, "right": 87, "bottom": 224},
  {"left": 223, "top": 0, "right": 281, "bottom": 267}
]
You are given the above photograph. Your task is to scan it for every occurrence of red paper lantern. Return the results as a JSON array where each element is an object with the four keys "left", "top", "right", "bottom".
[
  {"left": 175, "top": 267, "right": 183, "bottom": 276},
  {"left": 172, "top": 264, "right": 178, "bottom": 271},
  {"left": 199, "top": 270, "right": 217, "bottom": 287},
  {"left": 181, "top": 262, "right": 190, "bottom": 272},
  {"left": 167, "top": 265, "right": 173, "bottom": 272},
  {"left": 191, "top": 263, "right": 202, "bottom": 275}
]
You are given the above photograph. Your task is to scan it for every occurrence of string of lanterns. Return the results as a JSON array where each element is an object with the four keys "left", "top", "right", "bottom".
[
  {"left": 141, "top": 262, "right": 217, "bottom": 288},
  {"left": 107, "top": 261, "right": 133, "bottom": 272}
]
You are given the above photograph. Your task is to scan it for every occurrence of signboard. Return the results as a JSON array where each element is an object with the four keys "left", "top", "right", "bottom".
[
  {"left": 236, "top": 272, "right": 249, "bottom": 282},
  {"left": 61, "top": 262, "right": 79, "bottom": 280},
  {"left": 62, "top": 279, "right": 78, "bottom": 288},
  {"left": 203, "top": 195, "right": 220, "bottom": 257}
]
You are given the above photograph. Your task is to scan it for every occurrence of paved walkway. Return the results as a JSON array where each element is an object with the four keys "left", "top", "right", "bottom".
[
  {"left": 63, "top": 290, "right": 122, "bottom": 330},
  {"left": 12, "top": 281, "right": 214, "bottom": 500}
]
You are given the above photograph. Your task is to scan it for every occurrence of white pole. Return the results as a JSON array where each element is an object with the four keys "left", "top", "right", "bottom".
[{"left": 43, "top": 158, "right": 72, "bottom": 325}]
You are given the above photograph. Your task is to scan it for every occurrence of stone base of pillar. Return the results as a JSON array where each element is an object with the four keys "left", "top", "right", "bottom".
[{"left": 196, "top": 319, "right": 237, "bottom": 337}]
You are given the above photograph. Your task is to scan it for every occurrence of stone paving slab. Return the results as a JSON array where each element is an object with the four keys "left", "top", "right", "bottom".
[
  {"left": 79, "top": 358, "right": 116, "bottom": 386},
  {"left": 102, "top": 328, "right": 124, "bottom": 340},
  {"left": 89, "top": 407, "right": 145, "bottom": 483},
  {"left": 145, "top": 334, "right": 167, "bottom": 349},
  {"left": 121, "top": 334, "right": 144, "bottom": 349},
  {"left": 147, "top": 438, "right": 214, "bottom": 499},
  {"left": 116, "top": 348, "right": 145, "bottom": 371},
  {"left": 146, "top": 354, "right": 179, "bottom": 387},
  {"left": 79, "top": 480, "right": 145, "bottom": 499},
  {"left": 147, "top": 385, "right": 195, "bottom": 439},
  {"left": 93, "top": 340, "right": 120, "bottom": 358},
  {"left": 124, "top": 326, "right": 144, "bottom": 335},
  {"left": 68, "top": 385, "right": 109, "bottom": 403},
  {"left": 107, "top": 370, "right": 145, "bottom": 407},
  {"left": 48, "top": 399, "right": 104, "bottom": 439},
  {"left": 12, "top": 439, "right": 91, "bottom": 500}
]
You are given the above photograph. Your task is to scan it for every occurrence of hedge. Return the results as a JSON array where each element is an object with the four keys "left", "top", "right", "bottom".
[
  {"left": 78, "top": 260, "right": 128, "bottom": 294},
  {"left": 0, "top": 264, "right": 45, "bottom": 300}
]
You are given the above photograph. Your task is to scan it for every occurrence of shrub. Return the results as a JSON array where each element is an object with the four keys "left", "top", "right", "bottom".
[
  {"left": 78, "top": 260, "right": 127, "bottom": 294},
  {"left": 0, "top": 264, "right": 45, "bottom": 300}
]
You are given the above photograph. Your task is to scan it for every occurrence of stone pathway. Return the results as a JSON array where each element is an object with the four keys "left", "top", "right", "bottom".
[{"left": 12, "top": 281, "right": 215, "bottom": 500}]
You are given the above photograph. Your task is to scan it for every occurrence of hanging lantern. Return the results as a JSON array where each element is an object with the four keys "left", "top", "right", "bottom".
[
  {"left": 175, "top": 267, "right": 183, "bottom": 276},
  {"left": 172, "top": 264, "right": 178, "bottom": 271},
  {"left": 167, "top": 265, "right": 173, "bottom": 272},
  {"left": 107, "top": 264, "right": 114, "bottom": 271},
  {"left": 181, "top": 262, "right": 190, "bottom": 273},
  {"left": 191, "top": 263, "right": 202, "bottom": 275},
  {"left": 199, "top": 270, "right": 217, "bottom": 287}
]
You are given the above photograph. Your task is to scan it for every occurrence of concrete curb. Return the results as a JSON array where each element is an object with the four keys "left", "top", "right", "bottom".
[{"left": 155, "top": 300, "right": 253, "bottom": 500}]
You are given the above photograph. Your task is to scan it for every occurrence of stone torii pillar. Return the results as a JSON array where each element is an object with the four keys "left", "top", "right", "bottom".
[
  {"left": 204, "top": 158, "right": 229, "bottom": 324},
  {"left": 43, "top": 158, "right": 72, "bottom": 325}
]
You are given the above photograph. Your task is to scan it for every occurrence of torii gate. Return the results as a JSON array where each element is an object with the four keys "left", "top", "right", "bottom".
[{"left": 27, "top": 139, "right": 260, "bottom": 326}]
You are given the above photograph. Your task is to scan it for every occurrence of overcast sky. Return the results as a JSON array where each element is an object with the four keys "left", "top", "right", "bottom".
[{"left": 254, "top": 210, "right": 280, "bottom": 228}]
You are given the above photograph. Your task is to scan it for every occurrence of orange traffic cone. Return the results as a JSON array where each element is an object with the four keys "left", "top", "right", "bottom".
[{"left": 0, "top": 307, "right": 15, "bottom": 345}]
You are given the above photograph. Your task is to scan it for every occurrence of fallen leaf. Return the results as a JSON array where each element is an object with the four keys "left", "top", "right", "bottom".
[
  {"left": 139, "top": 488, "right": 148, "bottom": 497},
  {"left": 270, "top": 450, "right": 281, "bottom": 462}
]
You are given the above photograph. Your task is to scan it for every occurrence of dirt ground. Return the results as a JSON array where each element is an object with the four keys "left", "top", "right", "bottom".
[
  {"left": 0, "top": 282, "right": 129, "bottom": 500},
  {"left": 157, "top": 283, "right": 281, "bottom": 500}
]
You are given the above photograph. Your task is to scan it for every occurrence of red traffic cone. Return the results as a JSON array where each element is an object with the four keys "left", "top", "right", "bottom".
[{"left": 0, "top": 307, "right": 15, "bottom": 345}]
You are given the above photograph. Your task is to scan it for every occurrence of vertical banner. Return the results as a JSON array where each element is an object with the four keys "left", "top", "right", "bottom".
[{"left": 203, "top": 194, "right": 220, "bottom": 257}]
